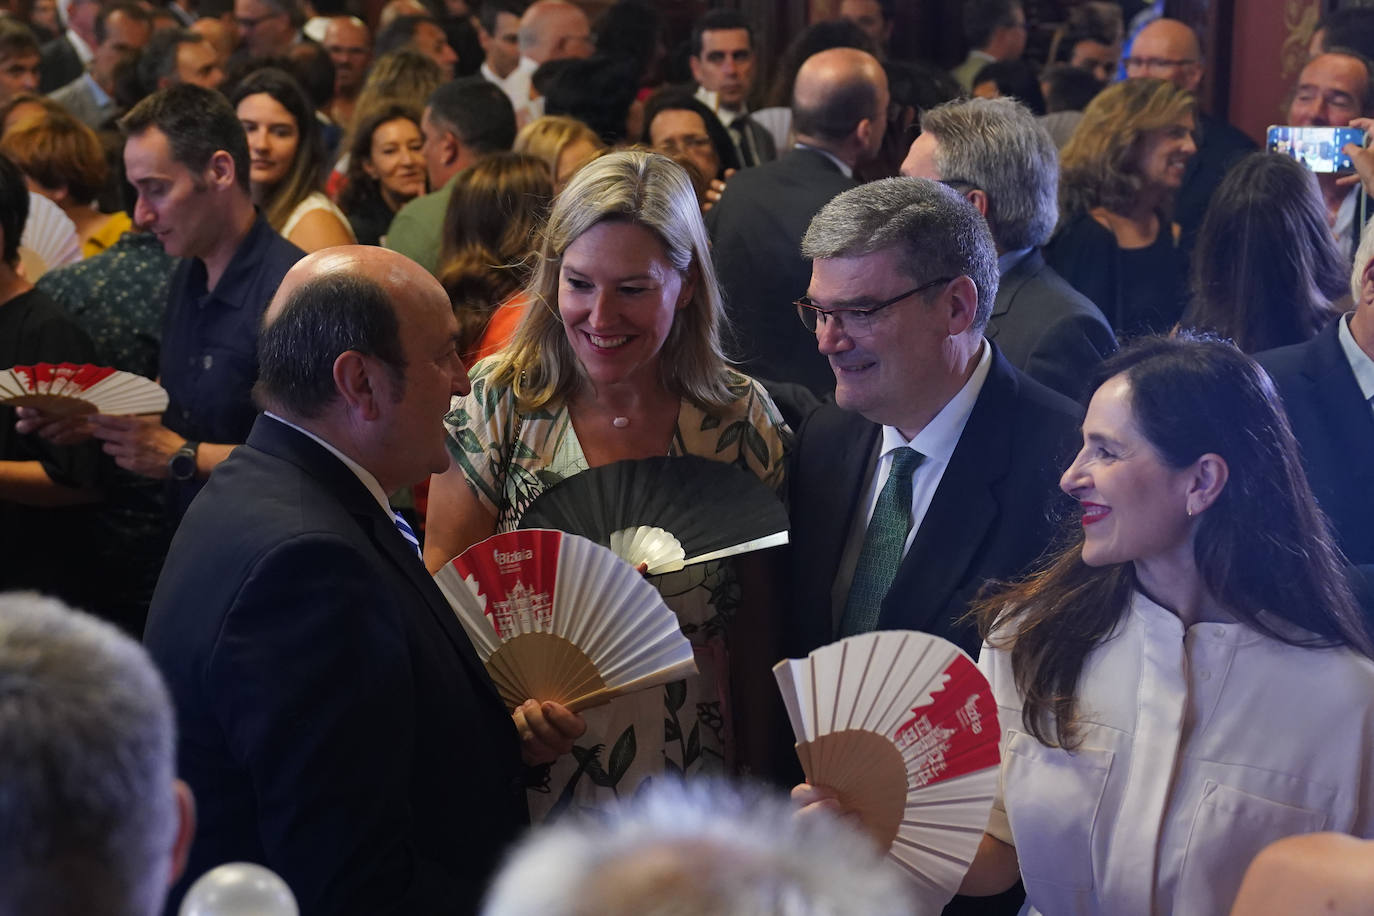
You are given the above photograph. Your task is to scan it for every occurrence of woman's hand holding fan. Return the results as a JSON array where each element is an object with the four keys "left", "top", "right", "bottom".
[
  {"left": 776, "top": 631, "right": 1001, "bottom": 913},
  {"left": 434, "top": 529, "right": 698, "bottom": 713}
]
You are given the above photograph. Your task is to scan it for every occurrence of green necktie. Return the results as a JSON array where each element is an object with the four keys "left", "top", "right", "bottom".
[{"left": 839, "top": 447, "right": 924, "bottom": 637}]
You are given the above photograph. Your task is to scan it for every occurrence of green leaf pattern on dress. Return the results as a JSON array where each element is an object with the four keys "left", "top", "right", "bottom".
[{"left": 442, "top": 357, "right": 791, "bottom": 823}]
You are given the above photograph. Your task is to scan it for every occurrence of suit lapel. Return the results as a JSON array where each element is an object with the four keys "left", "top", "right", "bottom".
[
  {"left": 1300, "top": 323, "right": 1374, "bottom": 483},
  {"left": 877, "top": 352, "right": 1016, "bottom": 632},
  {"left": 248, "top": 416, "right": 506, "bottom": 709}
]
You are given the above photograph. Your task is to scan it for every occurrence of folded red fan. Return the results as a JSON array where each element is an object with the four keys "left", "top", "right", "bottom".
[{"left": 0, "top": 363, "right": 168, "bottom": 417}]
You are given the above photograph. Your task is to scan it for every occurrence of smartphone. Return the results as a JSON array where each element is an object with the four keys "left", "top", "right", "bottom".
[{"left": 1266, "top": 125, "right": 1366, "bottom": 173}]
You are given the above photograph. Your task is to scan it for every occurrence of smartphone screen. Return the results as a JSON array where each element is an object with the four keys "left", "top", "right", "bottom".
[{"left": 1266, "top": 125, "right": 1366, "bottom": 172}]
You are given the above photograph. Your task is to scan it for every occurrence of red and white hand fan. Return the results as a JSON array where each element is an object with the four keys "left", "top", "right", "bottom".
[
  {"left": 774, "top": 631, "right": 1000, "bottom": 911},
  {"left": 434, "top": 529, "right": 698, "bottom": 712},
  {"left": 0, "top": 363, "right": 168, "bottom": 417}
]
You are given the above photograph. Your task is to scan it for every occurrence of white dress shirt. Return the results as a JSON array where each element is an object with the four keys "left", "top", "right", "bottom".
[
  {"left": 1338, "top": 312, "right": 1374, "bottom": 410},
  {"left": 829, "top": 341, "right": 992, "bottom": 619},
  {"left": 491, "top": 56, "right": 538, "bottom": 124},
  {"left": 980, "top": 590, "right": 1374, "bottom": 915}
]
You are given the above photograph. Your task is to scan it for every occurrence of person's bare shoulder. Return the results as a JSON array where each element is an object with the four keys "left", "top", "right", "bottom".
[{"left": 1230, "top": 833, "right": 1374, "bottom": 916}]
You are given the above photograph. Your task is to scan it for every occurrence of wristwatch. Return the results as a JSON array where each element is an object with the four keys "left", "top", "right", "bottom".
[{"left": 168, "top": 441, "right": 199, "bottom": 481}]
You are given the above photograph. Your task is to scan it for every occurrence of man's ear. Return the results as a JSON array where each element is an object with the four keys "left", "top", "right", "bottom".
[
  {"left": 853, "top": 116, "right": 875, "bottom": 153},
  {"left": 964, "top": 188, "right": 990, "bottom": 219},
  {"left": 205, "top": 149, "right": 237, "bottom": 191},
  {"left": 168, "top": 779, "right": 196, "bottom": 887},
  {"left": 1360, "top": 257, "right": 1374, "bottom": 309},
  {"left": 333, "top": 350, "right": 385, "bottom": 420},
  {"left": 945, "top": 275, "right": 980, "bottom": 336},
  {"left": 441, "top": 130, "right": 462, "bottom": 168},
  {"left": 688, "top": 54, "right": 704, "bottom": 85}
]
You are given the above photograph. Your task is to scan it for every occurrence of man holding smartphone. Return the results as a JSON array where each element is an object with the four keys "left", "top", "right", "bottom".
[{"left": 1288, "top": 51, "right": 1374, "bottom": 260}]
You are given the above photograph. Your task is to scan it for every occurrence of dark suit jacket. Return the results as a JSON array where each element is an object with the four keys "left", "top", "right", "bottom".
[
  {"left": 707, "top": 146, "right": 856, "bottom": 395},
  {"left": 785, "top": 346, "right": 1083, "bottom": 659},
  {"left": 144, "top": 416, "right": 527, "bottom": 916},
  {"left": 1256, "top": 320, "right": 1374, "bottom": 567},
  {"left": 988, "top": 249, "right": 1116, "bottom": 402},
  {"left": 38, "top": 34, "right": 84, "bottom": 93}
]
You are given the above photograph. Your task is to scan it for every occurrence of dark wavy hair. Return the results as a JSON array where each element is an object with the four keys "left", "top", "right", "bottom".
[
  {"left": 975, "top": 334, "right": 1374, "bottom": 748},
  {"left": 1182, "top": 152, "right": 1345, "bottom": 353},
  {"left": 228, "top": 67, "right": 325, "bottom": 232},
  {"left": 437, "top": 152, "right": 552, "bottom": 358}
]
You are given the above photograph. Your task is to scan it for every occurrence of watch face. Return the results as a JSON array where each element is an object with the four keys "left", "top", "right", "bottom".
[{"left": 170, "top": 447, "right": 196, "bottom": 480}]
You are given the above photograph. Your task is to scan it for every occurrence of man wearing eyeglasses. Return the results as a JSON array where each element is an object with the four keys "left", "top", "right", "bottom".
[
  {"left": 1288, "top": 50, "right": 1374, "bottom": 260},
  {"left": 784, "top": 178, "right": 1081, "bottom": 669},
  {"left": 1124, "top": 18, "right": 1254, "bottom": 255}
]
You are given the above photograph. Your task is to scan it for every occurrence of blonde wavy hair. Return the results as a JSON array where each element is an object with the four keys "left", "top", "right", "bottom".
[
  {"left": 513, "top": 115, "right": 605, "bottom": 173},
  {"left": 1059, "top": 77, "right": 1196, "bottom": 219},
  {"left": 487, "top": 149, "right": 736, "bottom": 413}
]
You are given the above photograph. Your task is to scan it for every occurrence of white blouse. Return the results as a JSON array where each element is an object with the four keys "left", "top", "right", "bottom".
[{"left": 979, "top": 591, "right": 1374, "bottom": 916}]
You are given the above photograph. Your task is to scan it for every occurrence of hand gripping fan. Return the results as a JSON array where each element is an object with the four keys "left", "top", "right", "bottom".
[
  {"left": 516, "top": 455, "right": 788, "bottom": 575},
  {"left": 0, "top": 363, "right": 169, "bottom": 417},
  {"left": 774, "top": 631, "right": 1001, "bottom": 910},
  {"left": 434, "top": 529, "right": 698, "bottom": 712}
]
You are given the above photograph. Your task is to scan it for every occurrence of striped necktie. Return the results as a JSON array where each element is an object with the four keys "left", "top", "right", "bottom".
[
  {"left": 393, "top": 511, "right": 422, "bottom": 560},
  {"left": 839, "top": 447, "right": 924, "bottom": 637}
]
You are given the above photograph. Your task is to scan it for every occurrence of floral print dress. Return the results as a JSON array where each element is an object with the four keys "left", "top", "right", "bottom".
[{"left": 443, "top": 357, "right": 789, "bottom": 823}]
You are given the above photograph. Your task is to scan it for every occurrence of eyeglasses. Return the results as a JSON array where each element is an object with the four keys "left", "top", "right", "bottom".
[
  {"left": 1123, "top": 56, "right": 1198, "bottom": 73},
  {"left": 796, "top": 277, "right": 955, "bottom": 337}
]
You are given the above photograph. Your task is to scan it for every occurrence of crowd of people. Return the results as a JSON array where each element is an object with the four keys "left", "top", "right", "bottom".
[{"left": 2, "top": 0, "right": 1374, "bottom": 913}]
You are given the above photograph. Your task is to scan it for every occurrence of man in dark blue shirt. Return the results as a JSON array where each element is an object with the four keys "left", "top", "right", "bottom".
[{"left": 89, "top": 85, "right": 303, "bottom": 518}]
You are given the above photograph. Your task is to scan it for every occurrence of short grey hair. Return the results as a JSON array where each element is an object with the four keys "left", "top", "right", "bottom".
[
  {"left": 1352, "top": 215, "right": 1374, "bottom": 304},
  {"left": 920, "top": 96, "right": 1059, "bottom": 250},
  {"left": 0, "top": 593, "right": 178, "bottom": 916},
  {"left": 802, "top": 177, "right": 1000, "bottom": 332},
  {"left": 481, "top": 779, "right": 915, "bottom": 916}
]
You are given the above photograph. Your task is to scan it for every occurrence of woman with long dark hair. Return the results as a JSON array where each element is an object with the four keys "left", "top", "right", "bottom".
[
  {"left": 230, "top": 67, "right": 354, "bottom": 252},
  {"left": 956, "top": 335, "right": 1374, "bottom": 913},
  {"left": 1182, "top": 152, "right": 1346, "bottom": 352},
  {"left": 436, "top": 152, "right": 553, "bottom": 363}
]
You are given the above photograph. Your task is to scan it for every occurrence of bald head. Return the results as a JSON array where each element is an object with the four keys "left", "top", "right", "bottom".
[
  {"left": 258, "top": 245, "right": 465, "bottom": 488},
  {"left": 791, "top": 48, "right": 890, "bottom": 163},
  {"left": 259, "top": 247, "right": 446, "bottom": 417},
  {"left": 1126, "top": 18, "right": 1202, "bottom": 90},
  {"left": 519, "top": 0, "right": 592, "bottom": 63}
]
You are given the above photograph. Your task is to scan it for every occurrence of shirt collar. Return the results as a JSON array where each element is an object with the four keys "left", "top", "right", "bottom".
[
  {"left": 264, "top": 412, "right": 392, "bottom": 515},
  {"left": 998, "top": 247, "right": 1034, "bottom": 275},
  {"left": 694, "top": 85, "right": 748, "bottom": 119},
  {"left": 82, "top": 70, "right": 111, "bottom": 108},
  {"left": 198, "top": 211, "right": 275, "bottom": 304},
  {"left": 879, "top": 338, "right": 992, "bottom": 463},
  {"left": 66, "top": 28, "right": 93, "bottom": 63},
  {"left": 793, "top": 142, "right": 853, "bottom": 178},
  {"left": 1338, "top": 312, "right": 1374, "bottom": 403}
]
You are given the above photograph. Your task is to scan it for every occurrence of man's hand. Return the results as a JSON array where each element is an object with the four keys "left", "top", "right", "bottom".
[
  {"left": 87, "top": 414, "right": 185, "bottom": 479},
  {"left": 13, "top": 406, "right": 94, "bottom": 445},
  {"left": 702, "top": 168, "right": 736, "bottom": 212},
  {"left": 514, "top": 699, "right": 586, "bottom": 766},
  {"left": 1339, "top": 117, "right": 1374, "bottom": 194}
]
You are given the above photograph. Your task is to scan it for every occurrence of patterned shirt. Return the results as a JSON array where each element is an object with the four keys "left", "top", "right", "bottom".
[{"left": 37, "top": 230, "right": 177, "bottom": 378}]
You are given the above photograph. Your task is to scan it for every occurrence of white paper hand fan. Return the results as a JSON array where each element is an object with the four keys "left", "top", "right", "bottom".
[
  {"left": 516, "top": 455, "right": 788, "bottom": 575},
  {"left": 434, "top": 528, "right": 698, "bottom": 712},
  {"left": 774, "top": 631, "right": 1001, "bottom": 911},
  {"left": 0, "top": 363, "right": 169, "bottom": 417},
  {"left": 19, "top": 192, "right": 81, "bottom": 278}
]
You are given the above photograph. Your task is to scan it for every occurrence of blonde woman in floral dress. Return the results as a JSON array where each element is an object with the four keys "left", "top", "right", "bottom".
[{"left": 424, "top": 150, "right": 790, "bottom": 822}]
